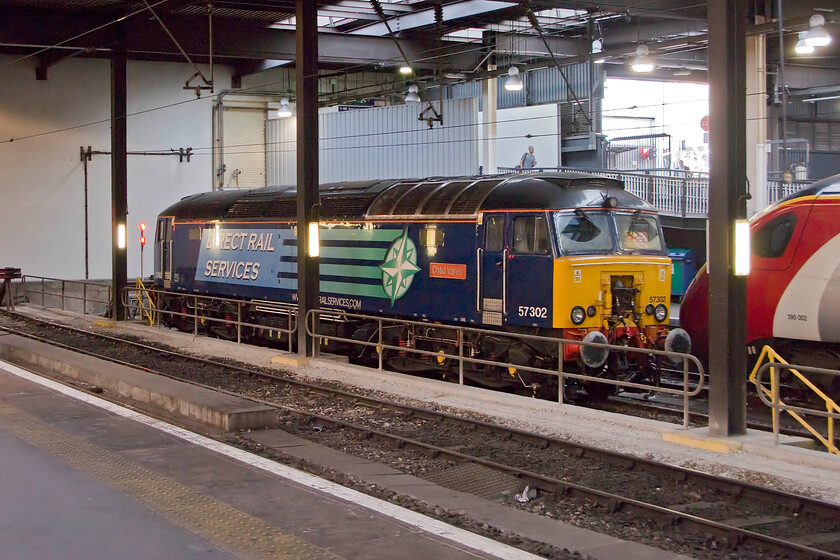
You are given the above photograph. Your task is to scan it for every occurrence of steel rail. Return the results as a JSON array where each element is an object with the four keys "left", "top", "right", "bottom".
[{"left": 2, "top": 313, "right": 840, "bottom": 559}]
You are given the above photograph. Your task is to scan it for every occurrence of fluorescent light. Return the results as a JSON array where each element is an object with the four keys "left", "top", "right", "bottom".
[
  {"left": 399, "top": 65, "right": 412, "bottom": 75},
  {"left": 734, "top": 219, "right": 750, "bottom": 276},
  {"left": 308, "top": 222, "right": 320, "bottom": 257},
  {"left": 803, "top": 94, "right": 840, "bottom": 103},
  {"left": 117, "top": 224, "right": 126, "bottom": 249},
  {"left": 215, "top": 222, "right": 220, "bottom": 247}
]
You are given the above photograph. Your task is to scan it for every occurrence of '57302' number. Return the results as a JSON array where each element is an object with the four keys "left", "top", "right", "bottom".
[{"left": 518, "top": 306, "right": 548, "bottom": 318}]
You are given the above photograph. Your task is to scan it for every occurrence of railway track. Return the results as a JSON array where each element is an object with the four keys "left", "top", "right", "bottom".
[{"left": 2, "top": 311, "right": 840, "bottom": 560}]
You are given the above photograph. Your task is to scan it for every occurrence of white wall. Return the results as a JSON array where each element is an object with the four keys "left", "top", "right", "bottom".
[
  {"left": 0, "top": 56, "right": 231, "bottom": 280},
  {"left": 479, "top": 104, "right": 561, "bottom": 171},
  {"left": 267, "top": 98, "right": 479, "bottom": 185}
]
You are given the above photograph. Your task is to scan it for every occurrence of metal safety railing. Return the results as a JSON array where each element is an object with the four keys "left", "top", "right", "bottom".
[
  {"left": 22, "top": 275, "right": 111, "bottom": 316},
  {"left": 750, "top": 345, "right": 840, "bottom": 454},
  {"left": 496, "top": 166, "right": 815, "bottom": 219},
  {"left": 133, "top": 278, "right": 157, "bottom": 326},
  {"left": 305, "top": 308, "right": 705, "bottom": 428},
  {"left": 121, "top": 287, "right": 298, "bottom": 352}
]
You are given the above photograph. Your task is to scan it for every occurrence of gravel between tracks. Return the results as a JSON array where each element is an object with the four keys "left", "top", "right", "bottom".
[{"left": 4, "top": 307, "right": 840, "bottom": 560}]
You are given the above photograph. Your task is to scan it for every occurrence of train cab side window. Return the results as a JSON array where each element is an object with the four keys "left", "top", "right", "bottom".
[
  {"left": 753, "top": 213, "right": 797, "bottom": 258},
  {"left": 156, "top": 220, "right": 165, "bottom": 242},
  {"left": 485, "top": 216, "right": 504, "bottom": 252},
  {"left": 513, "top": 216, "right": 550, "bottom": 254}
]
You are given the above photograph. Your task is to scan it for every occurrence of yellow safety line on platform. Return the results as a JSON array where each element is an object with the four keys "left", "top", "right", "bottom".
[
  {"left": 0, "top": 403, "right": 340, "bottom": 560},
  {"left": 134, "top": 278, "right": 156, "bottom": 326},
  {"left": 749, "top": 346, "right": 839, "bottom": 455}
]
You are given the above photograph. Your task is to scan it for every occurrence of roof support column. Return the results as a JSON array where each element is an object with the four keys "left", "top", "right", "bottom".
[
  {"left": 110, "top": 23, "right": 128, "bottom": 321},
  {"left": 746, "top": 17, "right": 768, "bottom": 216},
  {"left": 296, "top": 0, "right": 319, "bottom": 358},
  {"left": 707, "top": 0, "right": 748, "bottom": 436},
  {"left": 481, "top": 31, "right": 497, "bottom": 175}
]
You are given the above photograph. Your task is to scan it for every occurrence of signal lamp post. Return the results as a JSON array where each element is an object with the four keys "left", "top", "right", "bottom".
[{"left": 139, "top": 222, "right": 146, "bottom": 281}]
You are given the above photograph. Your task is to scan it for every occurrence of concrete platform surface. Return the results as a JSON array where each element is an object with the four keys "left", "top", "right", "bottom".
[
  {"left": 0, "top": 333, "right": 278, "bottom": 431},
  {"left": 0, "top": 363, "right": 543, "bottom": 560}
]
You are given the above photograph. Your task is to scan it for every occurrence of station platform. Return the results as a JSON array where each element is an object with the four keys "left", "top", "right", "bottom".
[
  {"left": 2, "top": 305, "right": 839, "bottom": 560},
  {"left": 0, "top": 361, "right": 541, "bottom": 560}
]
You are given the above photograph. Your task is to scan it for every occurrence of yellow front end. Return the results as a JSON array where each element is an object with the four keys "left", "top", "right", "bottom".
[{"left": 552, "top": 255, "right": 672, "bottom": 335}]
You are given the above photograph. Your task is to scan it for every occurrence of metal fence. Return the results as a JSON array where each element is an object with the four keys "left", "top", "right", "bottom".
[
  {"left": 122, "top": 287, "right": 297, "bottom": 352},
  {"left": 753, "top": 361, "right": 839, "bottom": 454},
  {"left": 305, "top": 308, "right": 704, "bottom": 427},
  {"left": 23, "top": 276, "right": 111, "bottom": 316},
  {"left": 497, "top": 166, "right": 814, "bottom": 219}
]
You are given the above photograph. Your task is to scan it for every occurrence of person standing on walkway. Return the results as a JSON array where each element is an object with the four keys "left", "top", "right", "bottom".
[{"left": 519, "top": 146, "right": 537, "bottom": 169}]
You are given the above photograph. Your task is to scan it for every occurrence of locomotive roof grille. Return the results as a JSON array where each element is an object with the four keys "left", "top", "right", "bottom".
[{"left": 159, "top": 172, "right": 647, "bottom": 223}]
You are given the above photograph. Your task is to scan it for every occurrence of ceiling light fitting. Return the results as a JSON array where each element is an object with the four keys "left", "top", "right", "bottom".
[
  {"left": 631, "top": 44, "right": 655, "bottom": 73},
  {"left": 404, "top": 84, "right": 420, "bottom": 104},
  {"left": 795, "top": 31, "right": 816, "bottom": 54},
  {"left": 399, "top": 65, "right": 412, "bottom": 75},
  {"left": 504, "top": 66, "right": 523, "bottom": 91},
  {"left": 805, "top": 13, "right": 832, "bottom": 47},
  {"left": 277, "top": 97, "right": 293, "bottom": 118}
]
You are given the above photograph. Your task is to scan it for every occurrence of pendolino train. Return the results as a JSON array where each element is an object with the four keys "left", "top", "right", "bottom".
[
  {"left": 154, "top": 172, "right": 690, "bottom": 396},
  {"left": 680, "top": 173, "right": 840, "bottom": 394}
]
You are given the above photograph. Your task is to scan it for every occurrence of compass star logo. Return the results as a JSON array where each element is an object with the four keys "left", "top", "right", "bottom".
[{"left": 379, "top": 228, "right": 420, "bottom": 306}]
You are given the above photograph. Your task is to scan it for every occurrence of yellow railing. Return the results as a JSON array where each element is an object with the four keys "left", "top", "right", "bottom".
[
  {"left": 134, "top": 278, "right": 157, "bottom": 326},
  {"left": 749, "top": 345, "right": 839, "bottom": 454}
]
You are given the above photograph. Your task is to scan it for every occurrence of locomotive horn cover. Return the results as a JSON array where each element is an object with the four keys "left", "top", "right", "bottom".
[
  {"left": 665, "top": 328, "right": 692, "bottom": 357},
  {"left": 581, "top": 331, "right": 609, "bottom": 368}
]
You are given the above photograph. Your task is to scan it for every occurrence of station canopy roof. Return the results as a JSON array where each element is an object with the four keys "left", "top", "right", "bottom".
[{"left": 0, "top": 0, "right": 837, "bottom": 101}]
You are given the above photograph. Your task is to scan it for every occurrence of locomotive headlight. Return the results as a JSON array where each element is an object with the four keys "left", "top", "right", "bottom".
[
  {"left": 571, "top": 306, "right": 586, "bottom": 325},
  {"left": 654, "top": 303, "right": 668, "bottom": 322},
  {"left": 645, "top": 304, "right": 655, "bottom": 316},
  {"left": 586, "top": 305, "right": 597, "bottom": 317}
]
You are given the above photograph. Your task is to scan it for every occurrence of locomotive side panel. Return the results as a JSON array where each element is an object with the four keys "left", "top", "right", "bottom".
[
  {"left": 771, "top": 196, "right": 840, "bottom": 343},
  {"left": 162, "top": 219, "right": 484, "bottom": 324}
]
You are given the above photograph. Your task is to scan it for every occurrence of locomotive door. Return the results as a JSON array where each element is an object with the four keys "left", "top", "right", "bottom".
[
  {"left": 157, "top": 217, "right": 173, "bottom": 288},
  {"left": 478, "top": 214, "right": 506, "bottom": 326}
]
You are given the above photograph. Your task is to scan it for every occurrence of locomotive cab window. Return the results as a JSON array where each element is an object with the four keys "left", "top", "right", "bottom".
[
  {"left": 553, "top": 211, "right": 613, "bottom": 254},
  {"left": 484, "top": 215, "right": 504, "bottom": 251},
  {"left": 615, "top": 212, "right": 664, "bottom": 253},
  {"left": 753, "top": 213, "right": 797, "bottom": 258},
  {"left": 513, "top": 215, "right": 550, "bottom": 254}
]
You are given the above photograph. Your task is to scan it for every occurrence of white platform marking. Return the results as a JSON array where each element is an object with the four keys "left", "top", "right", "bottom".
[{"left": 0, "top": 360, "right": 542, "bottom": 560}]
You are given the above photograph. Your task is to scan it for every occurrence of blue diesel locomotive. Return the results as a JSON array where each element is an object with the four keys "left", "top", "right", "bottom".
[{"left": 154, "top": 172, "right": 687, "bottom": 394}]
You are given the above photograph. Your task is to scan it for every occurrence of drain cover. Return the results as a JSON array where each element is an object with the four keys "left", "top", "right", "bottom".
[{"left": 426, "top": 462, "right": 520, "bottom": 499}]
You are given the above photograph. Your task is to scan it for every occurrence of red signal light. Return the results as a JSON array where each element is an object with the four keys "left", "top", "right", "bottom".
[
  {"left": 140, "top": 235, "right": 146, "bottom": 246},
  {"left": 640, "top": 146, "right": 651, "bottom": 159},
  {"left": 140, "top": 222, "right": 147, "bottom": 232}
]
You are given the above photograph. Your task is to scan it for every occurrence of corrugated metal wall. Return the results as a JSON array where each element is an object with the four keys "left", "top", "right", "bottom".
[
  {"left": 267, "top": 97, "right": 479, "bottom": 186},
  {"left": 446, "top": 63, "right": 601, "bottom": 137}
]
